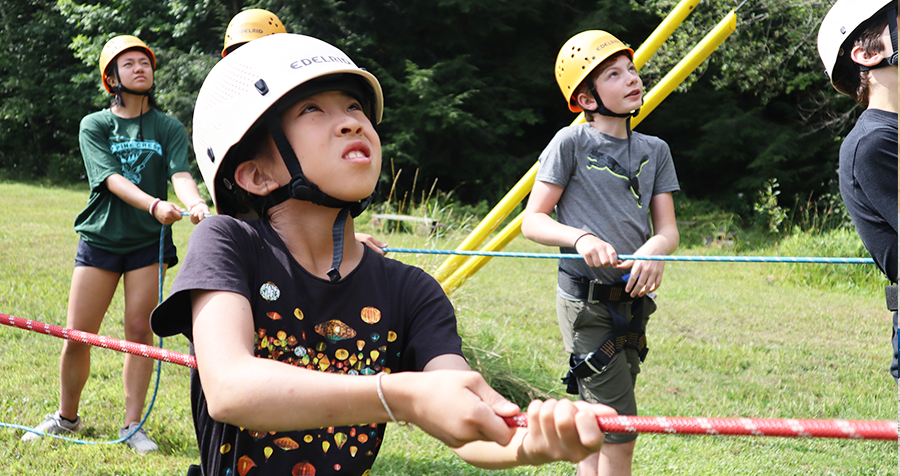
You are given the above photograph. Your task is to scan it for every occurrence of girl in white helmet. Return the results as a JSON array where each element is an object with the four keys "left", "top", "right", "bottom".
[
  {"left": 151, "top": 33, "right": 615, "bottom": 476},
  {"left": 220, "top": 8, "right": 389, "bottom": 258},
  {"left": 21, "top": 35, "right": 210, "bottom": 453},
  {"left": 818, "top": 0, "right": 897, "bottom": 378}
]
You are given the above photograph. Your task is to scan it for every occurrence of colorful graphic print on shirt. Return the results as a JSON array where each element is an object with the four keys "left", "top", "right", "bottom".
[{"left": 214, "top": 280, "right": 401, "bottom": 476}]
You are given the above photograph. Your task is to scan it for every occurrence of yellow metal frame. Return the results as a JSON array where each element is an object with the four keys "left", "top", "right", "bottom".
[{"left": 438, "top": 2, "right": 737, "bottom": 294}]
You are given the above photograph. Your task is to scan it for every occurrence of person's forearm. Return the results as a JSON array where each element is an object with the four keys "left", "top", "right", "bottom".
[
  {"left": 170, "top": 171, "right": 203, "bottom": 207},
  {"left": 521, "top": 212, "right": 592, "bottom": 248},
  {"left": 635, "top": 227, "right": 678, "bottom": 256},
  {"left": 105, "top": 174, "right": 157, "bottom": 212},
  {"left": 199, "top": 355, "right": 395, "bottom": 431}
]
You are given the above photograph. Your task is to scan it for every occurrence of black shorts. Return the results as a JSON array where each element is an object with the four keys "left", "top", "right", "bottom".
[{"left": 75, "top": 234, "right": 177, "bottom": 273}]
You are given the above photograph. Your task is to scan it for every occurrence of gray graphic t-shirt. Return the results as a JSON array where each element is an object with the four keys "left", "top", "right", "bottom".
[{"left": 536, "top": 122, "right": 679, "bottom": 288}]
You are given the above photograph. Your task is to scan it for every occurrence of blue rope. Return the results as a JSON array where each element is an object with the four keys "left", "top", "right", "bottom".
[
  {"left": 381, "top": 248, "right": 875, "bottom": 264},
  {"left": 9, "top": 225, "right": 168, "bottom": 445}
]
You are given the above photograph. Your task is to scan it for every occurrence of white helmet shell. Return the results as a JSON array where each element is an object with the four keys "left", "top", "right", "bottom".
[
  {"left": 817, "top": 0, "right": 893, "bottom": 91},
  {"left": 193, "top": 33, "right": 383, "bottom": 216}
]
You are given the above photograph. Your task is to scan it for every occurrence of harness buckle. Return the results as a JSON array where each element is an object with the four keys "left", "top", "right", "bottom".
[
  {"left": 582, "top": 351, "right": 604, "bottom": 374},
  {"left": 586, "top": 280, "right": 601, "bottom": 303}
]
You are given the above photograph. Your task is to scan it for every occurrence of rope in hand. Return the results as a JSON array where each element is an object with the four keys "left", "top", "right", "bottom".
[
  {"left": 2, "top": 312, "right": 895, "bottom": 441},
  {"left": 381, "top": 248, "right": 876, "bottom": 264}
]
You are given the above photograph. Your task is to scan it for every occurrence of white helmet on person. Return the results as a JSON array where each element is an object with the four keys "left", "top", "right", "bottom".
[
  {"left": 193, "top": 33, "right": 383, "bottom": 282},
  {"left": 817, "top": 0, "right": 898, "bottom": 96},
  {"left": 193, "top": 33, "right": 382, "bottom": 217}
]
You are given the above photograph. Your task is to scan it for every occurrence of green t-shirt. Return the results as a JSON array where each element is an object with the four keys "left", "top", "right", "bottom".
[{"left": 74, "top": 109, "right": 191, "bottom": 254}]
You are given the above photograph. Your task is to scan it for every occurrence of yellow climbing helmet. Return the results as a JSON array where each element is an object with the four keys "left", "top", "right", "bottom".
[
  {"left": 555, "top": 30, "right": 634, "bottom": 113},
  {"left": 99, "top": 35, "right": 156, "bottom": 94},
  {"left": 222, "top": 9, "right": 287, "bottom": 57}
]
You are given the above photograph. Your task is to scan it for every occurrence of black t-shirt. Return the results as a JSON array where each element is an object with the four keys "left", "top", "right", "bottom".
[
  {"left": 839, "top": 108, "right": 898, "bottom": 283},
  {"left": 151, "top": 216, "right": 463, "bottom": 476}
]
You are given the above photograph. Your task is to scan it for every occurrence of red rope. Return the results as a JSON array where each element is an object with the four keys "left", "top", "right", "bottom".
[
  {"left": 1, "top": 313, "right": 196, "bottom": 369},
  {"left": 3, "top": 313, "right": 896, "bottom": 441},
  {"left": 503, "top": 414, "right": 897, "bottom": 440}
]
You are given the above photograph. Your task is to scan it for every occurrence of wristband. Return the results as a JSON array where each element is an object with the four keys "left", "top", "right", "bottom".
[
  {"left": 573, "top": 232, "right": 595, "bottom": 248},
  {"left": 376, "top": 372, "right": 408, "bottom": 426},
  {"left": 149, "top": 198, "right": 161, "bottom": 216}
]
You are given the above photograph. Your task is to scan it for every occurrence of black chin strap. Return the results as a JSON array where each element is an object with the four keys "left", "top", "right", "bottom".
[
  {"left": 262, "top": 110, "right": 379, "bottom": 283},
  {"left": 264, "top": 112, "right": 372, "bottom": 213},
  {"left": 327, "top": 208, "right": 351, "bottom": 282},
  {"left": 112, "top": 65, "right": 154, "bottom": 141},
  {"left": 887, "top": 8, "right": 898, "bottom": 67},
  {"left": 860, "top": 7, "right": 899, "bottom": 71},
  {"left": 587, "top": 87, "right": 641, "bottom": 118}
]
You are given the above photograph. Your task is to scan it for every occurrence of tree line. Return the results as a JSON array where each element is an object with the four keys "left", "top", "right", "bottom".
[{"left": 0, "top": 0, "right": 857, "bottom": 213}]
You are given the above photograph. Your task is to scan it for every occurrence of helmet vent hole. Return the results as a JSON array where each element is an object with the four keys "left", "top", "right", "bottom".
[{"left": 207, "top": 147, "right": 215, "bottom": 162}]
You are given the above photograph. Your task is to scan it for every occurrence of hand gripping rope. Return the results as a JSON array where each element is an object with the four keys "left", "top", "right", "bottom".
[{"left": 1, "top": 312, "right": 895, "bottom": 441}]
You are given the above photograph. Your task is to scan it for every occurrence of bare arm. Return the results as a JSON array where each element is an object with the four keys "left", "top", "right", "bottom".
[
  {"left": 355, "top": 233, "right": 386, "bottom": 255},
  {"left": 105, "top": 173, "right": 183, "bottom": 225},
  {"left": 617, "top": 192, "right": 679, "bottom": 297},
  {"left": 191, "top": 289, "right": 518, "bottom": 447},
  {"left": 521, "top": 180, "right": 618, "bottom": 268},
  {"left": 171, "top": 171, "right": 210, "bottom": 224}
]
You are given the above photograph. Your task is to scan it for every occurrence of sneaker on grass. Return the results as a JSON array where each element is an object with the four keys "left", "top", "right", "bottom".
[
  {"left": 20, "top": 412, "right": 83, "bottom": 441},
  {"left": 119, "top": 422, "right": 158, "bottom": 454}
]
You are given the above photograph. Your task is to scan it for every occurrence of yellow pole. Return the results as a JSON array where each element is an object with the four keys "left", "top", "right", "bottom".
[
  {"left": 632, "top": 11, "right": 737, "bottom": 125},
  {"left": 433, "top": 3, "right": 698, "bottom": 284},
  {"left": 441, "top": 214, "right": 524, "bottom": 294},
  {"left": 633, "top": 0, "right": 701, "bottom": 70},
  {"left": 440, "top": 11, "right": 738, "bottom": 294},
  {"left": 432, "top": 161, "right": 539, "bottom": 282}
]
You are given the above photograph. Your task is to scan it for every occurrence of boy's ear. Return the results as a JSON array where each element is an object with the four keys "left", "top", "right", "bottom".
[
  {"left": 234, "top": 160, "right": 280, "bottom": 197},
  {"left": 850, "top": 44, "right": 886, "bottom": 68},
  {"left": 574, "top": 88, "right": 597, "bottom": 111}
]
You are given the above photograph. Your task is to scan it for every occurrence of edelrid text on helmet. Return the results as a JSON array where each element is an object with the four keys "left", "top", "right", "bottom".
[
  {"left": 222, "top": 9, "right": 287, "bottom": 57},
  {"left": 555, "top": 30, "right": 634, "bottom": 113},
  {"left": 290, "top": 55, "right": 355, "bottom": 70}
]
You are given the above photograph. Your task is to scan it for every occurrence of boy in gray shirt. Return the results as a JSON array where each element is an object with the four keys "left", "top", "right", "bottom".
[{"left": 523, "top": 30, "right": 679, "bottom": 476}]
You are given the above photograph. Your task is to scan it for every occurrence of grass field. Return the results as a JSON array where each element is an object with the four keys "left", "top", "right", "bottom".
[{"left": 0, "top": 181, "right": 895, "bottom": 475}]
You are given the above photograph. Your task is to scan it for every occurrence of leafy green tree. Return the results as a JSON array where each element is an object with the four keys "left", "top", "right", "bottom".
[
  {"left": 0, "top": 0, "right": 865, "bottom": 216},
  {"left": 633, "top": 0, "right": 856, "bottom": 209},
  {"left": 0, "top": 1, "right": 91, "bottom": 180}
]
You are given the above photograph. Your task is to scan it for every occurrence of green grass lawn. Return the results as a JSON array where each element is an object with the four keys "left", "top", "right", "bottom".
[{"left": 0, "top": 181, "right": 895, "bottom": 475}]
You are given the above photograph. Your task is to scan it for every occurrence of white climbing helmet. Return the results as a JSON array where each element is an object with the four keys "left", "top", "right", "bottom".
[
  {"left": 817, "top": 0, "right": 898, "bottom": 95},
  {"left": 193, "top": 33, "right": 383, "bottom": 216}
]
